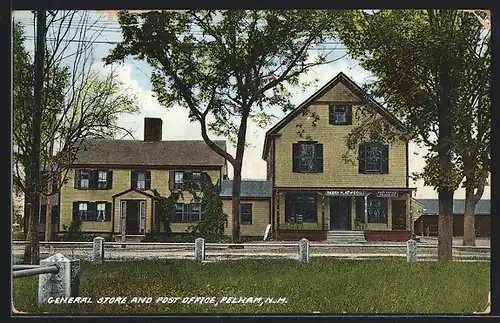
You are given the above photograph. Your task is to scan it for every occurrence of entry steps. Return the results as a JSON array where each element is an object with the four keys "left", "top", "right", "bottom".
[{"left": 326, "top": 230, "right": 367, "bottom": 244}]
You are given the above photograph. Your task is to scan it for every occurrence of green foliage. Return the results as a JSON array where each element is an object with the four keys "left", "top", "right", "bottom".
[
  {"left": 61, "top": 217, "right": 83, "bottom": 241},
  {"left": 335, "top": 9, "right": 490, "bottom": 191},
  {"left": 187, "top": 173, "right": 228, "bottom": 242},
  {"left": 151, "top": 189, "right": 181, "bottom": 234}
]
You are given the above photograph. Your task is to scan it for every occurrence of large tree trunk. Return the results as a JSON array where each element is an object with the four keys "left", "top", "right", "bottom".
[
  {"left": 437, "top": 190, "right": 454, "bottom": 261},
  {"left": 44, "top": 192, "right": 52, "bottom": 241},
  {"left": 463, "top": 181, "right": 485, "bottom": 246},
  {"left": 23, "top": 9, "right": 45, "bottom": 265},
  {"left": 231, "top": 162, "right": 242, "bottom": 243},
  {"left": 463, "top": 186, "right": 476, "bottom": 246},
  {"left": 23, "top": 186, "right": 40, "bottom": 264}
]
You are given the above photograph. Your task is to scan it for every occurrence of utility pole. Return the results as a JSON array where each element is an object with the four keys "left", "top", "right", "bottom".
[{"left": 23, "top": 9, "right": 46, "bottom": 264}]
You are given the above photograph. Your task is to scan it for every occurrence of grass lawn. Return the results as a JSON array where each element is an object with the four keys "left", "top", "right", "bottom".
[{"left": 13, "top": 258, "right": 490, "bottom": 314}]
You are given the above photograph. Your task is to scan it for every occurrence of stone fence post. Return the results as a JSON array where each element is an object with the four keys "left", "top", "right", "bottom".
[
  {"left": 195, "top": 238, "right": 205, "bottom": 262},
  {"left": 406, "top": 239, "right": 418, "bottom": 263},
  {"left": 298, "top": 238, "right": 310, "bottom": 264},
  {"left": 38, "top": 253, "right": 80, "bottom": 304},
  {"left": 92, "top": 237, "right": 105, "bottom": 264}
]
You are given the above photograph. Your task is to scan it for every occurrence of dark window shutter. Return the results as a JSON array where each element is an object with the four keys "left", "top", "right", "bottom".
[
  {"left": 74, "top": 170, "right": 80, "bottom": 188},
  {"left": 72, "top": 202, "right": 79, "bottom": 221},
  {"left": 145, "top": 170, "right": 152, "bottom": 189},
  {"left": 358, "top": 143, "right": 366, "bottom": 174},
  {"left": 88, "top": 202, "right": 97, "bottom": 221},
  {"left": 184, "top": 171, "right": 192, "bottom": 189},
  {"left": 107, "top": 171, "right": 113, "bottom": 189},
  {"left": 89, "top": 170, "right": 98, "bottom": 189},
  {"left": 346, "top": 106, "right": 353, "bottom": 124},
  {"left": 292, "top": 143, "right": 300, "bottom": 172},
  {"left": 169, "top": 171, "right": 174, "bottom": 191},
  {"left": 315, "top": 143, "right": 323, "bottom": 173},
  {"left": 328, "top": 105, "right": 335, "bottom": 124},
  {"left": 131, "top": 170, "right": 138, "bottom": 189},
  {"left": 105, "top": 202, "right": 112, "bottom": 221},
  {"left": 381, "top": 145, "right": 389, "bottom": 174}
]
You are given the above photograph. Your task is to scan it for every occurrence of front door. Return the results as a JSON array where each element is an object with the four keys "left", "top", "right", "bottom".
[
  {"left": 330, "top": 197, "right": 351, "bottom": 230},
  {"left": 391, "top": 200, "right": 407, "bottom": 230},
  {"left": 126, "top": 200, "right": 140, "bottom": 234}
]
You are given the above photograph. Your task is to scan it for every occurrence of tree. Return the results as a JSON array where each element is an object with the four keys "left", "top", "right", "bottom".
[
  {"left": 188, "top": 173, "right": 228, "bottom": 242},
  {"left": 104, "top": 9, "right": 343, "bottom": 242},
  {"left": 13, "top": 11, "right": 139, "bottom": 264},
  {"left": 335, "top": 9, "right": 489, "bottom": 260}
]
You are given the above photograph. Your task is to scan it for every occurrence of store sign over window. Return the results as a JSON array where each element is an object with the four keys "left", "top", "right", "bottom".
[
  {"left": 376, "top": 190, "right": 399, "bottom": 198},
  {"left": 326, "top": 190, "right": 365, "bottom": 197}
]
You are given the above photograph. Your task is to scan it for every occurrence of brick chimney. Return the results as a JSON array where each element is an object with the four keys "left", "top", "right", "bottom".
[{"left": 143, "top": 117, "right": 163, "bottom": 142}]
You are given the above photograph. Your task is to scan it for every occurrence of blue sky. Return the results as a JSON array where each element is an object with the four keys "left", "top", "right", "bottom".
[{"left": 12, "top": 10, "right": 491, "bottom": 200}]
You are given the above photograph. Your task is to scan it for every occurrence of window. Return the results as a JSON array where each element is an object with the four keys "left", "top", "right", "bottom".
[
  {"left": 240, "top": 203, "right": 253, "bottom": 225},
  {"left": 171, "top": 203, "right": 204, "bottom": 222},
  {"left": 329, "top": 105, "right": 352, "bottom": 125},
  {"left": 131, "top": 170, "right": 151, "bottom": 190},
  {"left": 73, "top": 201, "right": 111, "bottom": 222},
  {"left": 292, "top": 142, "right": 323, "bottom": 173},
  {"left": 358, "top": 142, "right": 389, "bottom": 174},
  {"left": 137, "top": 172, "right": 146, "bottom": 189},
  {"left": 96, "top": 203, "right": 106, "bottom": 222},
  {"left": 170, "top": 171, "right": 204, "bottom": 191},
  {"left": 97, "top": 171, "right": 107, "bottom": 189},
  {"left": 190, "top": 172, "right": 202, "bottom": 190},
  {"left": 79, "top": 170, "right": 90, "bottom": 189},
  {"left": 367, "top": 196, "right": 388, "bottom": 223},
  {"left": 285, "top": 193, "right": 317, "bottom": 223},
  {"left": 174, "top": 171, "right": 184, "bottom": 190},
  {"left": 78, "top": 202, "right": 88, "bottom": 221},
  {"left": 74, "top": 169, "right": 112, "bottom": 189},
  {"left": 189, "top": 204, "right": 202, "bottom": 222}
]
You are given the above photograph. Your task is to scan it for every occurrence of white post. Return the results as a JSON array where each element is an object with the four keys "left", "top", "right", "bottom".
[
  {"left": 406, "top": 239, "right": 418, "bottom": 263},
  {"left": 92, "top": 237, "right": 105, "bottom": 264},
  {"left": 38, "top": 253, "right": 80, "bottom": 304},
  {"left": 298, "top": 238, "right": 310, "bottom": 264},
  {"left": 195, "top": 238, "right": 205, "bottom": 261}
]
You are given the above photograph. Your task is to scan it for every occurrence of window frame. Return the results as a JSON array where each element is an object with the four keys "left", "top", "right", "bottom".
[
  {"left": 79, "top": 170, "right": 90, "bottom": 189},
  {"left": 78, "top": 202, "right": 88, "bottom": 221},
  {"left": 329, "top": 104, "right": 352, "bottom": 125},
  {"left": 97, "top": 171, "right": 107, "bottom": 190},
  {"left": 285, "top": 193, "right": 318, "bottom": 223},
  {"left": 240, "top": 203, "right": 253, "bottom": 225},
  {"left": 366, "top": 195, "right": 388, "bottom": 224},
  {"left": 359, "top": 142, "right": 389, "bottom": 174},
  {"left": 292, "top": 141, "right": 323, "bottom": 173}
]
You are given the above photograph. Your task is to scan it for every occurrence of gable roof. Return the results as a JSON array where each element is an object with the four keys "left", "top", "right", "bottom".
[
  {"left": 417, "top": 199, "right": 491, "bottom": 215},
  {"left": 220, "top": 179, "right": 271, "bottom": 198},
  {"left": 73, "top": 139, "right": 227, "bottom": 167},
  {"left": 262, "top": 72, "right": 408, "bottom": 159}
]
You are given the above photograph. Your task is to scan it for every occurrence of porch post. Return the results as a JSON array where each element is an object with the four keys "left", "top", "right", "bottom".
[
  {"left": 364, "top": 193, "right": 369, "bottom": 225},
  {"left": 276, "top": 191, "right": 280, "bottom": 232},
  {"left": 321, "top": 192, "right": 325, "bottom": 230}
]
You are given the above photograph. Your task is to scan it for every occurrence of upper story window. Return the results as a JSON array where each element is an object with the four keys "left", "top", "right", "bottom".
[
  {"left": 358, "top": 142, "right": 389, "bottom": 174},
  {"left": 131, "top": 170, "right": 151, "bottom": 190},
  {"left": 74, "top": 169, "right": 113, "bottom": 190},
  {"left": 170, "top": 171, "right": 204, "bottom": 192},
  {"left": 329, "top": 104, "right": 352, "bottom": 125},
  {"left": 292, "top": 142, "right": 323, "bottom": 173}
]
